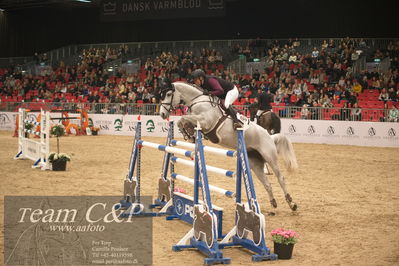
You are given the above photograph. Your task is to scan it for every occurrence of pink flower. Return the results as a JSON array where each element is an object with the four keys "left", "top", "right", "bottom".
[{"left": 270, "top": 228, "right": 298, "bottom": 243}]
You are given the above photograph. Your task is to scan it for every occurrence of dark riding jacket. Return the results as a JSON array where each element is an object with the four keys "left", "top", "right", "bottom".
[
  {"left": 258, "top": 91, "right": 272, "bottom": 111},
  {"left": 203, "top": 75, "right": 235, "bottom": 99}
]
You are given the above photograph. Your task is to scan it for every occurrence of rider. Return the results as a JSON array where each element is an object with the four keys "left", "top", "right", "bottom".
[
  {"left": 256, "top": 88, "right": 272, "bottom": 123},
  {"left": 191, "top": 69, "right": 241, "bottom": 128}
]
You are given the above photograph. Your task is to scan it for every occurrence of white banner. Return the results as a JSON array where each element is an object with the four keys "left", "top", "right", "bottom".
[
  {"left": 282, "top": 119, "right": 399, "bottom": 147},
  {"left": 0, "top": 112, "right": 17, "bottom": 131},
  {"left": 2, "top": 112, "right": 398, "bottom": 147},
  {"left": 90, "top": 114, "right": 184, "bottom": 138}
]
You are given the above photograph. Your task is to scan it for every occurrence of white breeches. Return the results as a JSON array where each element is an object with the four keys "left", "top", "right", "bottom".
[
  {"left": 256, "top": 110, "right": 265, "bottom": 116},
  {"left": 224, "top": 86, "right": 239, "bottom": 108}
]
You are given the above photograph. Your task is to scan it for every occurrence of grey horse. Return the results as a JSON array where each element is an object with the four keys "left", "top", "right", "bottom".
[{"left": 159, "top": 81, "right": 298, "bottom": 212}]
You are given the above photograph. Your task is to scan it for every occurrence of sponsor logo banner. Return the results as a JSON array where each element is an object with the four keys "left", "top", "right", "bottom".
[
  {"left": 0, "top": 112, "right": 17, "bottom": 130},
  {"left": 90, "top": 114, "right": 183, "bottom": 137},
  {"left": 282, "top": 119, "right": 399, "bottom": 147},
  {"left": 100, "top": 0, "right": 225, "bottom": 21}
]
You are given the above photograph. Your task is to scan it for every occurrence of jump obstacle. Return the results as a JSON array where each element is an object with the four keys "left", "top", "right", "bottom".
[
  {"left": 14, "top": 108, "right": 51, "bottom": 170},
  {"left": 13, "top": 108, "right": 89, "bottom": 137},
  {"left": 118, "top": 119, "right": 277, "bottom": 264}
]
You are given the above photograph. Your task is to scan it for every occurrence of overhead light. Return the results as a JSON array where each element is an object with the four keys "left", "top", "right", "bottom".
[
  {"left": 0, "top": 8, "right": 5, "bottom": 12},
  {"left": 76, "top": 0, "right": 92, "bottom": 3}
]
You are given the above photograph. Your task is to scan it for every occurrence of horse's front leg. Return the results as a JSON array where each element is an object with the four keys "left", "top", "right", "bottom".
[
  {"left": 177, "top": 118, "right": 194, "bottom": 142},
  {"left": 178, "top": 115, "right": 207, "bottom": 142},
  {"left": 180, "top": 114, "right": 208, "bottom": 128}
]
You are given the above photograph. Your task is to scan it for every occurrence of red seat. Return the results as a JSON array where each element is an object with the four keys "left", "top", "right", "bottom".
[
  {"left": 323, "top": 109, "right": 333, "bottom": 120},
  {"left": 362, "top": 110, "right": 371, "bottom": 121},
  {"left": 244, "top": 91, "right": 252, "bottom": 97},
  {"left": 233, "top": 99, "right": 241, "bottom": 105},
  {"left": 293, "top": 111, "right": 301, "bottom": 119}
]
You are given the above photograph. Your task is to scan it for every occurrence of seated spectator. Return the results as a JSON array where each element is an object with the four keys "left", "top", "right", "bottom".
[
  {"left": 388, "top": 87, "right": 398, "bottom": 102},
  {"left": 338, "top": 76, "right": 346, "bottom": 87},
  {"left": 387, "top": 105, "right": 399, "bottom": 122},
  {"left": 311, "top": 47, "right": 319, "bottom": 58},
  {"left": 321, "top": 94, "right": 333, "bottom": 108},
  {"left": 379, "top": 88, "right": 390, "bottom": 102},
  {"left": 350, "top": 102, "right": 362, "bottom": 121},
  {"left": 352, "top": 80, "right": 362, "bottom": 94},
  {"left": 288, "top": 53, "right": 297, "bottom": 63},
  {"left": 300, "top": 104, "right": 310, "bottom": 119},
  {"left": 310, "top": 73, "right": 320, "bottom": 85},
  {"left": 88, "top": 91, "right": 100, "bottom": 103},
  {"left": 340, "top": 102, "right": 350, "bottom": 121},
  {"left": 274, "top": 91, "right": 284, "bottom": 104},
  {"left": 321, "top": 40, "right": 328, "bottom": 49},
  {"left": 293, "top": 38, "right": 300, "bottom": 48},
  {"left": 347, "top": 91, "right": 358, "bottom": 106},
  {"left": 370, "top": 77, "right": 381, "bottom": 90},
  {"left": 142, "top": 88, "right": 153, "bottom": 103}
]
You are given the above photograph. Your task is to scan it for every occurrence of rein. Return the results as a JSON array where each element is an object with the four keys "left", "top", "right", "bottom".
[
  {"left": 187, "top": 95, "right": 219, "bottom": 113},
  {"left": 162, "top": 82, "right": 220, "bottom": 114},
  {"left": 186, "top": 83, "right": 220, "bottom": 111}
]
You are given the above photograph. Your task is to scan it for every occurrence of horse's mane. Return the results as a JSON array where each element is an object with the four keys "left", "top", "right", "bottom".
[
  {"left": 173, "top": 81, "right": 222, "bottom": 109},
  {"left": 173, "top": 81, "right": 206, "bottom": 94}
]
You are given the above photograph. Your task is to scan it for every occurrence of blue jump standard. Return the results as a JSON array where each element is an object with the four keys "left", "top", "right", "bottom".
[{"left": 173, "top": 239, "right": 231, "bottom": 265}]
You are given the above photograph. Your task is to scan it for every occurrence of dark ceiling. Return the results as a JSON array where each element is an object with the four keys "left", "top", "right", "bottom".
[{"left": 0, "top": 0, "right": 99, "bottom": 11}]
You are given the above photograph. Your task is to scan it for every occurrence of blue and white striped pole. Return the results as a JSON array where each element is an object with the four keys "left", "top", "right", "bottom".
[
  {"left": 137, "top": 140, "right": 194, "bottom": 159},
  {"left": 171, "top": 156, "right": 235, "bottom": 178}
]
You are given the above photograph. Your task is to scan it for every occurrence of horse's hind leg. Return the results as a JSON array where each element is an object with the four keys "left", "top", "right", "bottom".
[
  {"left": 268, "top": 161, "right": 298, "bottom": 211},
  {"left": 264, "top": 163, "right": 272, "bottom": 175},
  {"left": 247, "top": 151, "right": 277, "bottom": 210}
]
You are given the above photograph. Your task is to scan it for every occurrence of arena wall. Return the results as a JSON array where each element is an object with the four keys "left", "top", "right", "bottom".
[{"left": 1, "top": 111, "right": 398, "bottom": 147}]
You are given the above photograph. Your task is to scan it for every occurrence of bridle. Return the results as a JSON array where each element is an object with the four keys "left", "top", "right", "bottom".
[
  {"left": 160, "top": 84, "right": 176, "bottom": 114},
  {"left": 160, "top": 82, "right": 220, "bottom": 114}
]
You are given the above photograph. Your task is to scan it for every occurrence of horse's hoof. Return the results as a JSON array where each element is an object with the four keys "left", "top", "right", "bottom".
[
  {"left": 184, "top": 123, "right": 194, "bottom": 136},
  {"left": 291, "top": 203, "right": 298, "bottom": 211},
  {"left": 285, "top": 193, "right": 293, "bottom": 202},
  {"left": 270, "top": 199, "right": 277, "bottom": 208}
]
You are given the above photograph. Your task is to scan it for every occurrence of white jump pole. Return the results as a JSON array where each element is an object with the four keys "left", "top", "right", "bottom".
[
  {"left": 170, "top": 140, "right": 236, "bottom": 157},
  {"left": 171, "top": 173, "right": 235, "bottom": 198}
]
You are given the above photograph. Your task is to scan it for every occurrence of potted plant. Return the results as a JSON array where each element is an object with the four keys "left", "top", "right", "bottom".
[
  {"left": 24, "top": 122, "right": 34, "bottom": 138},
  {"left": 90, "top": 126, "right": 100, "bottom": 136},
  {"left": 270, "top": 228, "right": 298, "bottom": 259},
  {"left": 49, "top": 124, "right": 71, "bottom": 171}
]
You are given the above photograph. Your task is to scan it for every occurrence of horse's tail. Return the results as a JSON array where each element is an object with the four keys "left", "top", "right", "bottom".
[
  {"left": 270, "top": 133, "right": 298, "bottom": 172},
  {"left": 271, "top": 112, "right": 281, "bottom": 134}
]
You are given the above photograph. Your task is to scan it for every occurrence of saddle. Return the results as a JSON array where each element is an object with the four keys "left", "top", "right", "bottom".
[{"left": 178, "top": 95, "right": 249, "bottom": 143}]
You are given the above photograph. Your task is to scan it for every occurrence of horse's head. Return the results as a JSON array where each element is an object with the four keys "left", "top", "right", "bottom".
[{"left": 159, "top": 81, "right": 181, "bottom": 120}]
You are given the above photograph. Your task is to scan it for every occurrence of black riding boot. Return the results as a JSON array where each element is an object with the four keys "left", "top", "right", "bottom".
[
  {"left": 227, "top": 105, "right": 242, "bottom": 129},
  {"left": 255, "top": 115, "right": 260, "bottom": 125}
]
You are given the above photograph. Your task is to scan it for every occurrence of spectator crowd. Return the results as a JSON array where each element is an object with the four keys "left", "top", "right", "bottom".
[{"left": 1, "top": 38, "right": 398, "bottom": 121}]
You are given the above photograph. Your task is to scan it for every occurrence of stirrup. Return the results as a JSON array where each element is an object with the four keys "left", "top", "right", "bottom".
[{"left": 233, "top": 122, "right": 242, "bottom": 130}]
